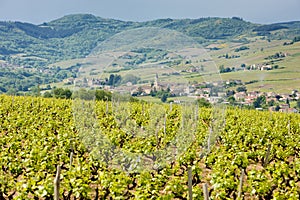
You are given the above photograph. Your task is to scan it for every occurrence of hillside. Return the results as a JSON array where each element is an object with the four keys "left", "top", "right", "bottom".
[
  {"left": 1, "top": 14, "right": 299, "bottom": 67},
  {"left": 0, "top": 14, "right": 300, "bottom": 93}
]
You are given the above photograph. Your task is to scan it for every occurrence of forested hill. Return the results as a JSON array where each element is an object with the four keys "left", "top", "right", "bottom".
[
  {"left": 1, "top": 14, "right": 300, "bottom": 66},
  {"left": 0, "top": 14, "right": 300, "bottom": 94}
]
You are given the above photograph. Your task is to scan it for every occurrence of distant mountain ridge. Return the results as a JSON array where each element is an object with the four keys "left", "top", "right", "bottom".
[{"left": 1, "top": 14, "right": 300, "bottom": 67}]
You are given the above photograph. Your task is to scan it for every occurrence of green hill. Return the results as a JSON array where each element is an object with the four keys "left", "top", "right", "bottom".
[
  {"left": 0, "top": 14, "right": 300, "bottom": 93},
  {"left": 1, "top": 14, "right": 299, "bottom": 67}
]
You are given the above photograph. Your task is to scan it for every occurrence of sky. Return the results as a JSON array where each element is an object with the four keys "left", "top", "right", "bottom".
[{"left": 0, "top": 0, "right": 300, "bottom": 24}]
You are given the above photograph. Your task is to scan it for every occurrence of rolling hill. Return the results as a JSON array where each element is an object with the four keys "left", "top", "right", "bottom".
[{"left": 0, "top": 14, "right": 299, "bottom": 94}]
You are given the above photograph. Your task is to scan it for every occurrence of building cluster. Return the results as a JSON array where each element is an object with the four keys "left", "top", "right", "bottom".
[
  {"left": 63, "top": 77, "right": 105, "bottom": 87},
  {"left": 234, "top": 90, "right": 299, "bottom": 113},
  {"left": 248, "top": 64, "right": 273, "bottom": 71},
  {"left": 64, "top": 75, "right": 299, "bottom": 113}
]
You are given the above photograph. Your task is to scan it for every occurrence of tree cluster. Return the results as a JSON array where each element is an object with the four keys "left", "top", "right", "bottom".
[
  {"left": 219, "top": 65, "right": 234, "bottom": 73},
  {"left": 43, "top": 88, "right": 112, "bottom": 101}
]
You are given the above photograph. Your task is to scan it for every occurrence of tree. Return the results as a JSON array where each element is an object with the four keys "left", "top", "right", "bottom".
[
  {"left": 275, "top": 95, "right": 282, "bottom": 101},
  {"left": 95, "top": 90, "right": 112, "bottom": 101},
  {"left": 293, "top": 36, "right": 300, "bottom": 43},
  {"left": 197, "top": 98, "right": 211, "bottom": 108},
  {"left": 54, "top": 70, "right": 68, "bottom": 80},
  {"left": 114, "top": 74, "right": 122, "bottom": 86},
  {"left": 226, "top": 90, "right": 235, "bottom": 96},
  {"left": 121, "top": 74, "right": 140, "bottom": 85},
  {"left": 72, "top": 88, "right": 93, "bottom": 100},
  {"left": 268, "top": 99, "right": 275, "bottom": 107},
  {"left": 227, "top": 96, "right": 236, "bottom": 105},
  {"left": 161, "top": 93, "right": 168, "bottom": 103},
  {"left": 137, "top": 86, "right": 144, "bottom": 95},
  {"left": 6, "top": 88, "right": 17, "bottom": 96},
  {"left": 53, "top": 88, "right": 72, "bottom": 99},
  {"left": 219, "top": 66, "right": 232, "bottom": 73},
  {"left": 64, "top": 89, "right": 72, "bottom": 99},
  {"left": 200, "top": 65, "right": 204, "bottom": 71},
  {"left": 31, "top": 85, "right": 41, "bottom": 96},
  {"left": 253, "top": 96, "right": 266, "bottom": 108},
  {"left": 0, "top": 86, "right": 7, "bottom": 93},
  {"left": 291, "top": 90, "right": 298, "bottom": 98},
  {"left": 108, "top": 74, "right": 122, "bottom": 86},
  {"left": 108, "top": 74, "right": 115, "bottom": 86},
  {"left": 286, "top": 98, "right": 290, "bottom": 107},
  {"left": 43, "top": 91, "right": 52, "bottom": 98},
  {"left": 219, "top": 65, "right": 225, "bottom": 73},
  {"left": 46, "top": 84, "right": 51, "bottom": 90},
  {"left": 150, "top": 88, "right": 157, "bottom": 97},
  {"left": 236, "top": 86, "right": 247, "bottom": 92}
]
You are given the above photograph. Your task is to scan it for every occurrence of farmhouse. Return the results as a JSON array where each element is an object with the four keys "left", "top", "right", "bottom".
[
  {"left": 234, "top": 92, "right": 247, "bottom": 100},
  {"left": 63, "top": 77, "right": 75, "bottom": 84},
  {"left": 280, "top": 107, "right": 298, "bottom": 113},
  {"left": 261, "top": 65, "right": 272, "bottom": 71}
]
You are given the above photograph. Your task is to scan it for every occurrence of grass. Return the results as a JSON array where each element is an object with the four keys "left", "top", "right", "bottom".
[
  {"left": 49, "top": 58, "right": 85, "bottom": 69},
  {"left": 136, "top": 96, "right": 162, "bottom": 103},
  {"left": 48, "top": 38, "right": 300, "bottom": 94},
  {"left": 207, "top": 40, "right": 300, "bottom": 93},
  {"left": 136, "top": 95, "right": 197, "bottom": 103}
]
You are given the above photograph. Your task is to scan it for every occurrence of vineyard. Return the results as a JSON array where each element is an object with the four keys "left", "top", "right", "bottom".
[{"left": 0, "top": 95, "right": 299, "bottom": 199}]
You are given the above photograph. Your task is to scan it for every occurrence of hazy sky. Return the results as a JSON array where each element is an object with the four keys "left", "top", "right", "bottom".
[{"left": 0, "top": 0, "right": 300, "bottom": 24}]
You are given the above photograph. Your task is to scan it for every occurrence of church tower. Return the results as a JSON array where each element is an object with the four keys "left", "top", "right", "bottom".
[{"left": 154, "top": 73, "right": 159, "bottom": 89}]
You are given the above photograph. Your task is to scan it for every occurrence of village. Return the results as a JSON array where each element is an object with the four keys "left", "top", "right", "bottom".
[{"left": 63, "top": 74, "right": 300, "bottom": 113}]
